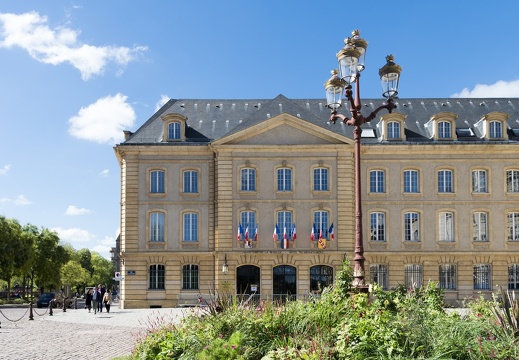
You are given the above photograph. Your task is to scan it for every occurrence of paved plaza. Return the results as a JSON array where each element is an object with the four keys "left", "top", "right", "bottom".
[{"left": 0, "top": 302, "right": 190, "bottom": 359}]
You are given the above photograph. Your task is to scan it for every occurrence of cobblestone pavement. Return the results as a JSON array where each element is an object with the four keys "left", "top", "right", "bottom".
[{"left": 0, "top": 302, "right": 189, "bottom": 360}]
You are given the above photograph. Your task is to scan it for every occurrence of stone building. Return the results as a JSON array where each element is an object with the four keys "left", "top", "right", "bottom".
[{"left": 114, "top": 95, "right": 519, "bottom": 308}]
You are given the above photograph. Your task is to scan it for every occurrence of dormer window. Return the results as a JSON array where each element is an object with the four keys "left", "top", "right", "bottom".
[
  {"left": 377, "top": 112, "right": 406, "bottom": 141},
  {"left": 168, "top": 122, "right": 181, "bottom": 140},
  {"left": 161, "top": 113, "right": 187, "bottom": 142},
  {"left": 437, "top": 121, "right": 451, "bottom": 139},
  {"left": 425, "top": 112, "right": 457, "bottom": 140},
  {"left": 474, "top": 111, "right": 509, "bottom": 140},
  {"left": 387, "top": 121, "right": 400, "bottom": 139},
  {"left": 489, "top": 121, "right": 502, "bottom": 139}
]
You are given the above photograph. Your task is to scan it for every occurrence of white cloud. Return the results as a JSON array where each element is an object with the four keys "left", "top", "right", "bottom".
[
  {"left": 99, "top": 169, "right": 109, "bottom": 177},
  {"left": 0, "top": 164, "right": 11, "bottom": 175},
  {"left": 0, "top": 11, "right": 147, "bottom": 80},
  {"left": 68, "top": 93, "right": 136, "bottom": 144},
  {"left": 155, "top": 95, "right": 170, "bottom": 112},
  {"left": 53, "top": 227, "right": 94, "bottom": 243},
  {"left": 65, "top": 205, "right": 93, "bottom": 216},
  {"left": 451, "top": 79, "right": 519, "bottom": 98},
  {"left": 0, "top": 194, "right": 31, "bottom": 205}
]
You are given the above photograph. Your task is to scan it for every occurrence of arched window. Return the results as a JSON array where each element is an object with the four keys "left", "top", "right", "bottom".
[
  {"left": 310, "top": 265, "right": 333, "bottom": 292},
  {"left": 240, "top": 168, "right": 256, "bottom": 191},
  {"left": 489, "top": 121, "right": 502, "bottom": 138},
  {"left": 149, "top": 264, "right": 165, "bottom": 290},
  {"left": 370, "top": 212, "right": 385, "bottom": 242},
  {"left": 277, "top": 168, "right": 292, "bottom": 191},
  {"left": 273, "top": 265, "right": 296, "bottom": 301},
  {"left": 370, "top": 264, "right": 388, "bottom": 290},
  {"left": 369, "top": 170, "right": 385, "bottom": 193},
  {"left": 183, "top": 212, "right": 198, "bottom": 242},
  {"left": 150, "top": 170, "right": 165, "bottom": 193},
  {"left": 183, "top": 170, "right": 198, "bottom": 193},
  {"left": 168, "top": 122, "right": 181, "bottom": 140},
  {"left": 313, "top": 167, "right": 329, "bottom": 191},
  {"left": 437, "top": 121, "right": 451, "bottom": 139},
  {"left": 182, "top": 264, "right": 199, "bottom": 290},
  {"left": 439, "top": 264, "right": 456, "bottom": 290},
  {"left": 149, "top": 212, "right": 165, "bottom": 242},
  {"left": 387, "top": 121, "right": 400, "bottom": 139}
]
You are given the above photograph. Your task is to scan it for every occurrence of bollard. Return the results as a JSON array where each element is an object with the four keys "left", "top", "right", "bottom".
[
  {"left": 49, "top": 300, "right": 53, "bottom": 316},
  {"left": 29, "top": 302, "right": 34, "bottom": 320},
  {"left": 74, "top": 297, "right": 77, "bottom": 310},
  {"left": 63, "top": 297, "right": 67, "bottom": 312}
]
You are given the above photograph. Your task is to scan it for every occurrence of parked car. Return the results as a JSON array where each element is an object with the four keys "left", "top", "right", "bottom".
[
  {"left": 36, "top": 292, "right": 57, "bottom": 308},
  {"left": 36, "top": 292, "right": 73, "bottom": 308}
]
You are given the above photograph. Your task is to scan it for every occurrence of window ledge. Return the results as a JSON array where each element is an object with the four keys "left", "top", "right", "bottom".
[
  {"left": 147, "top": 242, "right": 166, "bottom": 250},
  {"left": 403, "top": 241, "right": 422, "bottom": 250},
  {"left": 437, "top": 241, "right": 457, "bottom": 250}
]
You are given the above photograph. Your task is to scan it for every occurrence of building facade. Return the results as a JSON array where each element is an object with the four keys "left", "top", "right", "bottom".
[{"left": 114, "top": 95, "right": 519, "bottom": 308}]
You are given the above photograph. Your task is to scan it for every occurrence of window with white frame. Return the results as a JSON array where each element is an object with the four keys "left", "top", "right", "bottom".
[
  {"left": 182, "top": 264, "right": 199, "bottom": 290},
  {"left": 472, "top": 212, "right": 488, "bottom": 242},
  {"left": 277, "top": 168, "right": 292, "bottom": 191},
  {"left": 149, "top": 264, "right": 165, "bottom": 290},
  {"left": 240, "top": 211, "right": 256, "bottom": 240},
  {"left": 438, "top": 169, "right": 453, "bottom": 193},
  {"left": 404, "top": 264, "right": 423, "bottom": 288},
  {"left": 241, "top": 168, "right": 256, "bottom": 192},
  {"left": 370, "top": 212, "right": 385, "bottom": 242},
  {"left": 438, "top": 212, "right": 454, "bottom": 242},
  {"left": 369, "top": 170, "right": 385, "bottom": 193},
  {"left": 472, "top": 170, "right": 488, "bottom": 193},
  {"left": 313, "top": 211, "right": 329, "bottom": 239},
  {"left": 507, "top": 212, "right": 519, "bottom": 241},
  {"left": 506, "top": 170, "right": 519, "bottom": 193},
  {"left": 313, "top": 167, "right": 329, "bottom": 191},
  {"left": 439, "top": 264, "right": 457, "bottom": 290},
  {"left": 509, "top": 264, "right": 519, "bottom": 290},
  {"left": 489, "top": 121, "right": 502, "bottom": 139},
  {"left": 473, "top": 264, "right": 491, "bottom": 290},
  {"left": 168, "top": 122, "right": 181, "bottom": 140},
  {"left": 183, "top": 212, "right": 198, "bottom": 242},
  {"left": 438, "top": 121, "right": 451, "bottom": 139},
  {"left": 183, "top": 170, "right": 198, "bottom": 193},
  {"left": 150, "top": 212, "right": 165, "bottom": 242},
  {"left": 404, "top": 212, "right": 420, "bottom": 242},
  {"left": 387, "top": 121, "right": 400, "bottom": 139},
  {"left": 370, "top": 264, "right": 388, "bottom": 290},
  {"left": 277, "top": 211, "right": 293, "bottom": 240},
  {"left": 403, "top": 170, "right": 419, "bottom": 193},
  {"left": 150, "top": 170, "right": 165, "bottom": 193}
]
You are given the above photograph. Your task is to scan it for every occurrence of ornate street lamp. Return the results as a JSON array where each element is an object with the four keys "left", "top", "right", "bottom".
[
  {"left": 222, "top": 254, "right": 229, "bottom": 274},
  {"left": 324, "top": 29, "right": 402, "bottom": 290}
]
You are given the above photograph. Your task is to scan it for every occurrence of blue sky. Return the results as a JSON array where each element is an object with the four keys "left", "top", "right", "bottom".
[{"left": 1, "top": 1, "right": 519, "bottom": 259}]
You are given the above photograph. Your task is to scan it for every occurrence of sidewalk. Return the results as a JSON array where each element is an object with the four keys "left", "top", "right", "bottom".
[{"left": 0, "top": 303, "right": 191, "bottom": 360}]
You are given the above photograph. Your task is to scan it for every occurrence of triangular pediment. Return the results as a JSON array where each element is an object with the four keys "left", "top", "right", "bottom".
[{"left": 212, "top": 113, "right": 353, "bottom": 146}]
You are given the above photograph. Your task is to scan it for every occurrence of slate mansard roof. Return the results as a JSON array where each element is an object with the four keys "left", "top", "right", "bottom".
[{"left": 120, "top": 94, "right": 519, "bottom": 145}]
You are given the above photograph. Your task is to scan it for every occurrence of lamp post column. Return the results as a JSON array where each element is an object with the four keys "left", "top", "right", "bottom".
[{"left": 352, "top": 125, "right": 366, "bottom": 288}]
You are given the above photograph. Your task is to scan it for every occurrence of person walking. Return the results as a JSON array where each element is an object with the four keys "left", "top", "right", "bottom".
[
  {"left": 85, "top": 289, "right": 93, "bottom": 313},
  {"left": 103, "top": 289, "right": 113, "bottom": 313},
  {"left": 92, "top": 286, "right": 99, "bottom": 314},
  {"left": 98, "top": 285, "right": 105, "bottom": 313}
]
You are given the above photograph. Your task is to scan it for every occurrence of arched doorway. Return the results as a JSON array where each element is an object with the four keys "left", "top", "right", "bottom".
[
  {"left": 236, "top": 265, "right": 260, "bottom": 303},
  {"left": 273, "top": 265, "right": 296, "bottom": 302},
  {"left": 310, "top": 265, "right": 333, "bottom": 293}
]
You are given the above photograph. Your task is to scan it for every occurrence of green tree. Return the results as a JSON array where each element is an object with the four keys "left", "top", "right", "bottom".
[
  {"left": 90, "top": 252, "right": 115, "bottom": 289},
  {"left": 77, "top": 248, "right": 95, "bottom": 280},
  {"left": 0, "top": 217, "right": 32, "bottom": 299},
  {"left": 28, "top": 227, "right": 70, "bottom": 293},
  {"left": 61, "top": 260, "right": 90, "bottom": 295}
]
